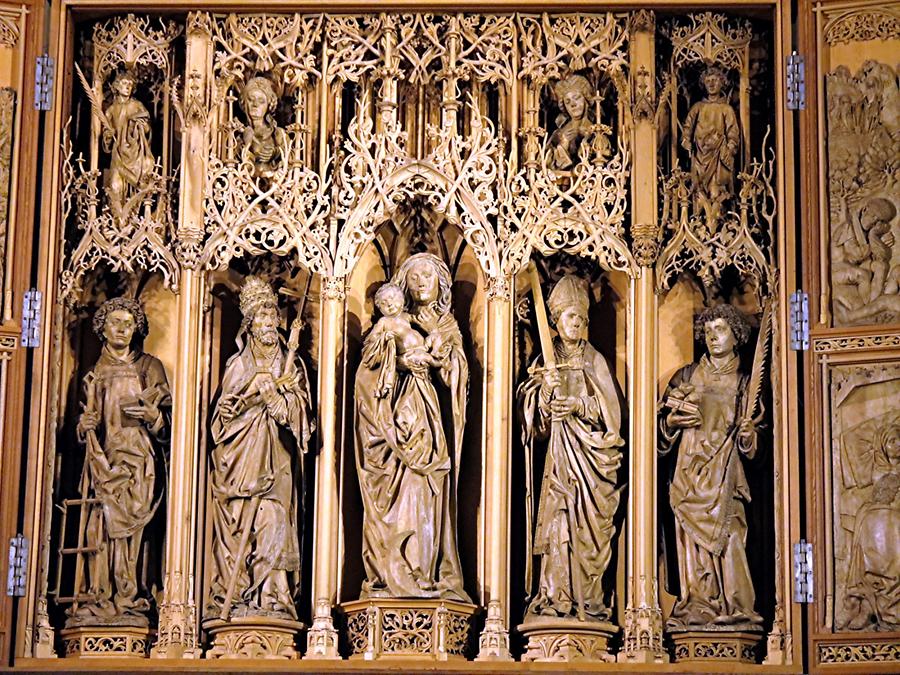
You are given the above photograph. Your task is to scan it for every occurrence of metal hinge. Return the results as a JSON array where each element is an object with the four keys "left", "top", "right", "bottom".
[
  {"left": 21, "top": 288, "right": 42, "bottom": 348},
  {"left": 34, "top": 54, "right": 54, "bottom": 111},
  {"left": 789, "top": 290, "right": 809, "bottom": 351},
  {"left": 786, "top": 51, "right": 806, "bottom": 111},
  {"left": 793, "top": 539, "right": 813, "bottom": 603},
  {"left": 6, "top": 534, "right": 27, "bottom": 597}
]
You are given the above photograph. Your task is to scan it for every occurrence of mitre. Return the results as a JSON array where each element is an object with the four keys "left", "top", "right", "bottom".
[{"left": 548, "top": 274, "right": 589, "bottom": 321}]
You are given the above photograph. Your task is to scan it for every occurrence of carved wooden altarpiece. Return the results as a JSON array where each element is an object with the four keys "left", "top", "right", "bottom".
[{"left": 0, "top": 0, "right": 881, "bottom": 673}]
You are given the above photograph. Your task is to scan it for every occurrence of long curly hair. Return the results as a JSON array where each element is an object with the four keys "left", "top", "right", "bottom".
[
  {"left": 392, "top": 253, "right": 454, "bottom": 316},
  {"left": 92, "top": 297, "right": 148, "bottom": 341},
  {"left": 693, "top": 303, "right": 751, "bottom": 346}
]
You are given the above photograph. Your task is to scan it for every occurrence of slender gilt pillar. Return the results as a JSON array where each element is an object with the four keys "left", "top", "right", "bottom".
[
  {"left": 618, "top": 10, "right": 667, "bottom": 664},
  {"left": 477, "top": 275, "right": 514, "bottom": 661},
  {"left": 151, "top": 12, "right": 211, "bottom": 659},
  {"left": 304, "top": 276, "right": 345, "bottom": 659}
]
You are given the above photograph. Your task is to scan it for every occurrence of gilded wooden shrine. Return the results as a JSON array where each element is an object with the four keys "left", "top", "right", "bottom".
[{"left": 0, "top": 0, "right": 894, "bottom": 673}]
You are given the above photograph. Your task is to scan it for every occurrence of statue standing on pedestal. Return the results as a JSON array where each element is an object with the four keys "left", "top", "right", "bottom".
[
  {"left": 354, "top": 253, "right": 470, "bottom": 601},
  {"left": 71, "top": 297, "right": 170, "bottom": 624},
  {"left": 659, "top": 304, "right": 763, "bottom": 630},
  {"left": 518, "top": 274, "right": 623, "bottom": 622},
  {"left": 681, "top": 66, "right": 740, "bottom": 225},
  {"left": 102, "top": 71, "right": 155, "bottom": 217},
  {"left": 207, "top": 276, "right": 313, "bottom": 620}
]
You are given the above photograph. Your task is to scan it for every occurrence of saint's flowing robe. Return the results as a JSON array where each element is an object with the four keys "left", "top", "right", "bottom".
[
  {"left": 683, "top": 98, "right": 740, "bottom": 203},
  {"left": 519, "top": 338, "right": 623, "bottom": 620},
  {"left": 208, "top": 338, "right": 312, "bottom": 619},
  {"left": 355, "top": 308, "right": 469, "bottom": 601},
  {"left": 80, "top": 347, "right": 169, "bottom": 614},
  {"left": 659, "top": 354, "right": 762, "bottom": 628},
  {"left": 104, "top": 96, "right": 155, "bottom": 191}
]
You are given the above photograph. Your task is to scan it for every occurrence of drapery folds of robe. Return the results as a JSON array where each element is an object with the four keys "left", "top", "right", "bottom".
[
  {"left": 659, "top": 354, "right": 763, "bottom": 629},
  {"left": 355, "top": 305, "right": 469, "bottom": 602},
  {"left": 519, "top": 338, "right": 623, "bottom": 620},
  {"left": 208, "top": 337, "right": 312, "bottom": 619},
  {"left": 78, "top": 348, "right": 170, "bottom": 616},
  {"left": 103, "top": 97, "right": 154, "bottom": 191}
]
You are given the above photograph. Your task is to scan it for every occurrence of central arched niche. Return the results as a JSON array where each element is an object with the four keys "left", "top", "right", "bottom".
[{"left": 339, "top": 203, "right": 486, "bottom": 607}]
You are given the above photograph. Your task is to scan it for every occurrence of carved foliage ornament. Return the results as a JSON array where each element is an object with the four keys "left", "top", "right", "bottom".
[
  {"left": 668, "top": 12, "right": 751, "bottom": 72},
  {"left": 824, "top": 8, "right": 900, "bottom": 46},
  {"left": 61, "top": 15, "right": 181, "bottom": 303},
  {"left": 201, "top": 13, "right": 330, "bottom": 274}
]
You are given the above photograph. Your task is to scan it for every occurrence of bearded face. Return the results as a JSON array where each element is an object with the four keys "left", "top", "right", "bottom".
[{"left": 250, "top": 305, "right": 279, "bottom": 346}]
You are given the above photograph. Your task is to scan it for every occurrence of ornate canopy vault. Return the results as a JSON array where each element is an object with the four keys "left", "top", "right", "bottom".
[{"left": 0, "top": 0, "right": 895, "bottom": 672}]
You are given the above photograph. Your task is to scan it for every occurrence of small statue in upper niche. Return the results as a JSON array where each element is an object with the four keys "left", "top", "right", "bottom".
[
  {"left": 70, "top": 297, "right": 170, "bottom": 624},
  {"left": 518, "top": 274, "right": 623, "bottom": 622},
  {"left": 207, "top": 276, "right": 313, "bottom": 621},
  {"left": 682, "top": 65, "right": 740, "bottom": 227},
  {"left": 838, "top": 418, "right": 900, "bottom": 631},
  {"left": 102, "top": 71, "right": 156, "bottom": 218},
  {"left": 547, "top": 74, "right": 608, "bottom": 171},
  {"left": 239, "top": 76, "right": 287, "bottom": 176},
  {"left": 659, "top": 304, "right": 763, "bottom": 631}
]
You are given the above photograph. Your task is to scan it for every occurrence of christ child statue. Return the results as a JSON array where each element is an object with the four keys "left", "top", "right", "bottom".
[{"left": 370, "top": 282, "right": 441, "bottom": 398}]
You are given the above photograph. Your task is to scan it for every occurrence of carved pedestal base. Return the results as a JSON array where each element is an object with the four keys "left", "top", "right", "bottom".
[
  {"left": 304, "top": 599, "right": 340, "bottom": 660},
  {"left": 669, "top": 628, "right": 762, "bottom": 664},
  {"left": 475, "top": 600, "right": 512, "bottom": 661},
  {"left": 61, "top": 624, "right": 152, "bottom": 658},
  {"left": 341, "top": 598, "right": 477, "bottom": 660},
  {"left": 518, "top": 617, "right": 618, "bottom": 662},
  {"left": 203, "top": 617, "right": 304, "bottom": 659}
]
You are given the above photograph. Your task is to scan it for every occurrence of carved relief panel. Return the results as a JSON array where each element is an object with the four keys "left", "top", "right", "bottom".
[{"left": 804, "top": 3, "right": 900, "bottom": 671}]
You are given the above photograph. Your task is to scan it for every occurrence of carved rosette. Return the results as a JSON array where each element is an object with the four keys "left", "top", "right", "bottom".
[
  {"left": 518, "top": 618, "right": 617, "bottom": 662},
  {"left": 669, "top": 630, "right": 761, "bottom": 664},
  {"left": 204, "top": 617, "right": 303, "bottom": 659},
  {"left": 61, "top": 625, "right": 152, "bottom": 658},
  {"left": 341, "top": 599, "right": 476, "bottom": 661}
]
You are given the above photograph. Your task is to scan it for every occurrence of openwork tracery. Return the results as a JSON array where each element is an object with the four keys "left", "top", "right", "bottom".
[{"left": 60, "top": 14, "right": 182, "bottom": 303}]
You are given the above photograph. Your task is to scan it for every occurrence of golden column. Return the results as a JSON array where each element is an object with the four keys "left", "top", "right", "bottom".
[
  {"left": 477, "top": 275, "right": 514, "bottom": 661},
  {"left": 304, "top": 275, "right": 344, "bottom": 659},
  {"left": 151, "top": 12, "right": 211, "bottom": 659},
  {"left": 618, "top": 10, "right": 667, "bottom": 664}
]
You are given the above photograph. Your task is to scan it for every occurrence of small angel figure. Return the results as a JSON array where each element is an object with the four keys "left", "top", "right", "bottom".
[{"left": 370, "top": 283, "right": 441, "bottom": 398}]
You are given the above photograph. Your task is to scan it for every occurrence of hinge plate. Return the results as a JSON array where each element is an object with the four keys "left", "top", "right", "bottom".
[
  {"left": 793, "top": 539, "right": 813, "bottom": 603},
  {"left": 786, "top": 52, "right": 806, "bottom": 111},
  {"left": 34, "top": 53, "right": 54, "bottom": 112},
  {"left": 6, "top": 534, "right": 27, "bottom": 597},
  {"left": 789, "top": 290, "right": 809, "bottom": 351},
  {"left": 21, "top": 288, "right": 42, "bottom": 348}
]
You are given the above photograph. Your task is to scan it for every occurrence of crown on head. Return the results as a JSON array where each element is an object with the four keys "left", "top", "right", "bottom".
[{"left": 239, "top": 275, "right": 277, "bottom": 319}]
